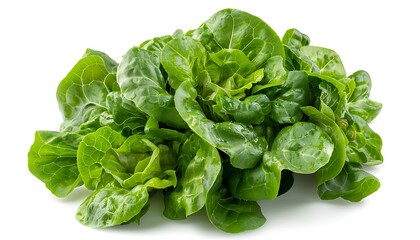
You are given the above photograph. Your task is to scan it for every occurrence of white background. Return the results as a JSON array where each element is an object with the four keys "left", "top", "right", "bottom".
[{"left": 1, "top": 0, "right": 418, "bottom": 239}]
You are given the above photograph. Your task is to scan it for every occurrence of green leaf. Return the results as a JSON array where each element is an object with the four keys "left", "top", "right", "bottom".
[
  {"left": 161, "top": 36, "right": 207, "bottom": 89},
  {"left": 300, "top": 46, "right": 346, "bottom": 79},
  {"left": 270, "top": 122, "right": 334, "bottom": 174},
  {"left": 28, "top": 131, "right": 83, "bottom": 197},
  {"left": 226, "top": 151, "right": 281, "bottom": 201},
  {"left": 111, "top": 134, "right": 151, "bottom": 173},
  {"left": 282, "top": 46, "right": 319, "bottom": 72},
  {"left": 282, "top": 28, "right": 310, "bottom": 49},
  {"left": 142, "top": 170, "right": 177, "bottom": 189},
  {"left": 56, "top": 55, "right": 119, "bottom": 133},
  {"left": 318, "top": 162, "right": 380, "bottom": 202},
  {"left": 206, "top": 184, "right": 266, "bottom": 233},
  {"left": 140, "top": 35, "right": 173, "bottom": 56},
  {"left": 77, "top": 127, "right": 127, "bottom": 190},
  {"left": 348, "top": 98, "right": 382, "bottom": 123},
  {"left": 164, "top": 134, "right": 221, "bottom": 219},
  {"left": 268, "top": 71, "right": 311, "bottom": 124},
  {"left": 120, "top": 139, "right": 177, "bottom": 189},
  {"left": 348, "top": 70, "right": 372, "bottom": 102},
  {"left": 192, "top": 8, "right": 284, "bottom": 68},
  {"left": 252, "top": 56, "right": 287, "bottom": 93},
  {"left": 213, "top": 94, "right": 271, "bottom": 125},
  {"left": 205, "top": 49, "right": 256, "bottom": 84},
  {"left": 203, "top": 68, "right": 265, "bottom": 100},
  {"left": 309, "top": 73, "right": 347, "bottom": 116},
  {"left": 106, "top": 91, "right": 148, "bottom": 135},
  {"left": 76, "top": 185, "right": 149, "bottom": 228},
  {"left": 144, "top": 117, "right": 190, "bottom": 143},
  {"left": 347, "top": 116, "right": 383, "bottom": 165},
  {"left": 347, "top": 70, "right": 382, "bottom": 122},
  {"left": 117, "top": 47, "right": 187, "bottom": 129},
  {"left": 320, "top": 101, "right": 336, "bottom": 120},
  {"left": 83, "top": 49, "right": 118, "bottom": 73},
  {"left": 301, "top": 106, "right": 347, "bottom": 184},
  {"left": 318, "top": 81, "right": 341, "bottom": 112},
  {"left": 175, "top": 80, "right": 267, "bottom": 169}
]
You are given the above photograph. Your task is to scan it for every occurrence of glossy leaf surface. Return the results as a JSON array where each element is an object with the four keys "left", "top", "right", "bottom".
[{"left": 76, "top": 185, "right": 148, "bottom": 228}]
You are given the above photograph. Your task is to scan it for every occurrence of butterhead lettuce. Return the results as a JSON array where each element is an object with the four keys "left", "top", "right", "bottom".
[{"left": 28, "top": 8, "right": 383, "bottom": 233}]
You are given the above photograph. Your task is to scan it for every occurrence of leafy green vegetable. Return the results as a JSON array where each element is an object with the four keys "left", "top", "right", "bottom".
[
  {"left": 206, "top": 184, "right": 266, "bottom": 233},
  {"left": 192, "top": 8, "right": 284, "bottom": 68},
  {"left": 174, "top": 80, "right": 267, "bottom": 169},
  {"left": 118, "top": 136, "right": 177, "bottom": 189},
  {"left": 266, "top": 70, "right": 311, "bottom": 124},
  {"left": 347, "top": 70, "right": 383, "bottom": 123},
  {"left": 161, "top": 36, "right": 207, "bottom": 89},
  {"left": 77, "top": 126, "right": 127, "bottom": 190},
  {"left": 225, "top": 151, "right": 282, "bottom": 201},
  {"left": 76, "top": 185, "right": 149, "bottom": 228},
  {"left": 163, "top": 134, "right": 221, "bottom": 219},
  {"left": 270, "top": 122, "right": 334, "bottom": 174},
  {"left": 317, "top": 162, "right": 380, "bottom": 202},
  {"left": 28, "top": 8, "right": 383, "bottom": 233},
  {"left": 300, "top": 46, "right": 346, "bottom": 79},
  {"left": 106, "top": 91, "right": 148, "bottom": 135},
  {"left": 301, "top": 106, "right": 348, "bottom": 185},
  {"left": 56, "top": 55, "right": 119, "bottom": 133},
  {"left": 28, "top": 131, "right": 83, "bottom": 197},
  {"left": 117, "top": 47, "right": 187, "bottom": 129}
]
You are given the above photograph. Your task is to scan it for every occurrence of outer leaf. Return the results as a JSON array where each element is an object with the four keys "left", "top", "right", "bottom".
[
  {"left": 28, "top": 131, "right": 83, "bottom": 197},
  {"left": 348, "top": 116, "right": 383, "bottom": 165},
  {"left": 270, "top": 122, "right": 334, "bottom": 174},
  {"left": 348, "top": 70, "right": 373, "bottom": 102},
  {"left": 282, "top": 28, "right": 310, "bottom": 49},
  {"left": 301, "top": 106, "right": 347, "bottom": 185},
  {"left": 206, "top": 184, "right": 266, "bottom": 233},
  {"left": 318, "top": 162, "right": 380, "bottom": 202},
  {"left": 347, "top": 70, "right": 382, "bottom": 122},
  {"left": 226, "top": 152, "right": 281, "bottom": 201},
  {"left": 140, "top": 35, "right": 173, "bottom": 56},
  {"left": 161, "top": 37, "right": 207, "bottom": 89},
  {"left": 348, "top": 99, "right": 382, "bottom": 123},
  {"left": 283, "top": 45, "right": 319, "bottom": 72},
  {"left": 175, "top": 80, "right": 267, "bottom": 169},
  {"left": 83, "top": 49, "right": 118, "bottom": 73},
  {"left": 77, "top": 126, "right": 127, "bottom": 190},
  {"left": 163, "top": 134, "right": 221, "bottom": 219},
  {"left": 192, "top": 8, "right": 284, "bottom": 68},
  {"left": 57, "top": 55, "right": 119, "bottom": 133},
  {"left": 300, "top": 46, "right": 346, "bottom": 79},
  {"left": 76, "top": 185, "right": 148, "bottom": 228},
  {"left": 117, "top": 47, "right": 187, "bottom": 129}
]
